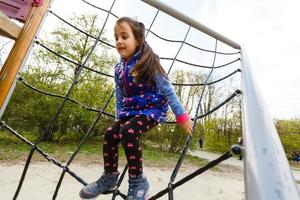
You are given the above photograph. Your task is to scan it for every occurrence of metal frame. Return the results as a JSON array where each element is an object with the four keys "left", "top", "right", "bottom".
[
  {"left": 240, "top": 47, "right": 300, "bottom": 199},
  {"left": 141, "top": 0, "right": 241, "bottom": 49}
]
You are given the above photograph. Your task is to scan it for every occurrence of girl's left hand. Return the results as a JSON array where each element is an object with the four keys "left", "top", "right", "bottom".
[{"left": 180, "top": 119, "right": 193, "bottom": 135}]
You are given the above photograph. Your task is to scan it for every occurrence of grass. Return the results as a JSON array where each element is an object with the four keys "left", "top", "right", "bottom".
[{"left": 0, "top": 131, "right": 206, "bottom": 168}]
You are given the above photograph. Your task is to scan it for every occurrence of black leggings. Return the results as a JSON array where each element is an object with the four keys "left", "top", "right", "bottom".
[{"left": 103, "top": 115, "right": 157, "bottom": 178}]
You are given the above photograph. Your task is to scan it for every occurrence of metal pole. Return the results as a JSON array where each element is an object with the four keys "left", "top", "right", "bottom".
[
  {"left": 240, "top": 46, "right": 300, "bottom": 200},
  {"left": 141, "top": 0, "right": 241, "bottom": 49}
]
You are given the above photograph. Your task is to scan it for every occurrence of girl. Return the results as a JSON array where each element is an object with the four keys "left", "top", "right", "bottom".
[{"left": 79, "top": 17, "right": 193, "bottom": 200}]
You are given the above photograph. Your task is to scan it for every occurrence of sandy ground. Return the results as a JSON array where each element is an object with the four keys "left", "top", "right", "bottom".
[
  {"left": 0, "top": 160, "right": 245, "bottom": 200},
  {"left": 1, "top": 150, "right": 299, "bottom": 200}
]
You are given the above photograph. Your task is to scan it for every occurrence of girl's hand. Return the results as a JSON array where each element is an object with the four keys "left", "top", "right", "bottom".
[{"left": 180, "top": 119, "right": 193, "bottom": 135}]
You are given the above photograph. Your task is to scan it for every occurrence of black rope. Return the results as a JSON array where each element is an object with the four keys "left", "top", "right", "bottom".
[
  {"left": 148, "top": 29, "right": 240, "bottom": 55},
  {"left": 167, "top": 26, "right": 191, "bottom": 75},
  {"left": 52, "top": 89, "right": 115, "bottom": 199},
  {"left": 145, "top": 9, "right": 160, "bottom": 38},
  {"left": 1, "top": 121, "right": 88, "bottom": 186},
  {"left": 35, "top": 41, "right": 115, "bottom": 78},
  {"left": 149, "top": 151, "right": 232, "bottom": 200},
  {"left": 185, "top": 41, "right": 240, "bottom": 55},
  {"left": 111, "top": 164, "right": 128, "bottom": 199},
  {"left": 76, "top": 0, "right": 239, "bottom": 56},
  {"left": 13, "top": 148, "right": 35, "bottom": 200},
  {"left": 40, "top": 6, "right": 111, "bottom": 142},
  {"left": 167, "top": 39, "right": 219, "bottom": 200},
  {"left": 36, "top": 40, "right": 240, "bottom": 81},
  {"left": 81, "top": 0, "right": 119, "bottom": 18},
  {"left": 48, "top": 10, "right": 115, "bottom": 49},
  {"left": 148, "top": 29, "right": 183, "bottom": 43},
  {"left": 41, "top": 13, "right": 241, "bottom": 71},
  {"left": 194, "top": 89, "right": 241, "bottom": 120},
  {"left": 18, "top": 76, "right": 115, "bottom": 117},
  {"left": 46, "top": 3, "right": 241, "bottom": 79},
  {"left": 13, "top": 0, "right": 117, "bottom": 198},
  {"left": 19, "top": 73, "right": 240, "bottom": 124},
  {"left": 161, "top": 57, "right": 240, "bottom": 69},
  {"left": 51, "top": 0, "right": 118, "bottom": 198},
  {"left": 172, "top": 68, "right": 241, "bottom": 86},
  {"left": 45, "top": 11, "right": 241, "bottom": 71},
  {"left": 166, "top": 89, "right": 241, "bottom": 124}
]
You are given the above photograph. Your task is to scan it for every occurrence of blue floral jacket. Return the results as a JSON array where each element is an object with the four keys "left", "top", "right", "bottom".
[{"left": 114, "top": 50, "right": 189, "bottom": 123}]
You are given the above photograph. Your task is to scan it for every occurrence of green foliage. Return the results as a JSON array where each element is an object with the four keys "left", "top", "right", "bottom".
[
  {"left": 144, "top": 124, "right": 191, "bottom": 153},
  {"left": 276, "top": 119, "right": 300, "bottom": 157},
  {"left": 171, "top": 70, "right": 205, "bottom": 114},
  {"left": 0, "top": 130, "right": 206, "bottom": 167},
  {"left": 203, "top": 118, "right": 241, "bottom": 152},
  {"left": 201, "top": 93, "right": 242, "bottom": 152},
  {"left": 2, "top": 14, "right": 116, "bottom": 142}
]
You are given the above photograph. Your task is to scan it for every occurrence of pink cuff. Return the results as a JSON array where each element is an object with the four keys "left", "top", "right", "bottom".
[{"left": 176, "top": 113, "right": 190, "bottom": 124}]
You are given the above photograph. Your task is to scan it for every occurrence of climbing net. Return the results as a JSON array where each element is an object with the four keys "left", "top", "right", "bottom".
[{"left": 0, "top": 0, "right": 242, "bottom": 199}]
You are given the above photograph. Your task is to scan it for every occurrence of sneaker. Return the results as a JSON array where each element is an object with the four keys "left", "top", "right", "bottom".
[
  {"left": 79, "top": 172, "right": 119, "bottom": 200},
  {"left": 127, "top": 174, "right": 149, "bottom": 200}
]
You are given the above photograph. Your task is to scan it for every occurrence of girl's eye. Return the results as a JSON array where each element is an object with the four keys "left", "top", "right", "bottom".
[{"left": 115, "top": 35, "right": 128, "bottom": 41}]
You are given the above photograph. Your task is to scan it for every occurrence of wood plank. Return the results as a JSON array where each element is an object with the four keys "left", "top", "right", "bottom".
[
  {"left": 0, "top": 0, "right": 52, "bottom": 116},
  {"left": 0, "top": 10, "right": 22, "bottom": 40}
]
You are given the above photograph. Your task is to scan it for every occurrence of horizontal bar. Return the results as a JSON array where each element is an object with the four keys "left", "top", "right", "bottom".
[{"left": 141, "top": 0, "right": 241, "bottom": 49}]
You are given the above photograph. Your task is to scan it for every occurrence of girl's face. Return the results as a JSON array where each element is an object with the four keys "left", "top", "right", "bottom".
[{"left": 114, "top": 22, "right": 139, "bottom": 61}]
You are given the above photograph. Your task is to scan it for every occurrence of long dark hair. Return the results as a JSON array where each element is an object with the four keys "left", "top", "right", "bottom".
[{"left": 116, "top": 17, "right": 167, "bottom": 84}]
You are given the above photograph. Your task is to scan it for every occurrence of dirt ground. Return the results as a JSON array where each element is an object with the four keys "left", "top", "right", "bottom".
[
  {"left": 0, "top": 161, "right": 245, "bottom": 200},
  {"left": 1, "top": 150, "right": 299, "bottom": 200}
]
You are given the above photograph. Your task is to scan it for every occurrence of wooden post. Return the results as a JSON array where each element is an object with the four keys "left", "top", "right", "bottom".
[
  {"left": 0, "top": 10, "right": 22, "bottom": 40},
  {"left": 0, "top": 0, "right": 52, "bottom": 118}
]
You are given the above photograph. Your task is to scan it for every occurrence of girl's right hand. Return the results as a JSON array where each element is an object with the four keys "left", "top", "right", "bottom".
[{"left": 180, "top": 119, "right": 193, "bottom": 135}]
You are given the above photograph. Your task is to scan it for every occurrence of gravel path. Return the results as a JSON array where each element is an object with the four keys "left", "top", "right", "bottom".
[{"left": 191, "top": 149, "right": 300, "bottom": 184}]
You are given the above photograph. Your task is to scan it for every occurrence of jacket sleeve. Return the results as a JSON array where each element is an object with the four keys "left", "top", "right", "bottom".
[{"left": 154, "top": 73, "right": 190, "bottom": 124}]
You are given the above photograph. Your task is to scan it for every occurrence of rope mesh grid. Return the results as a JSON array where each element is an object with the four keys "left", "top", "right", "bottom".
[{"left": 1, "top": 0, "right": 242, "bottom": 199}]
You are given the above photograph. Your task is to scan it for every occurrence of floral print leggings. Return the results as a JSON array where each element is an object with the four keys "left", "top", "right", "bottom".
[{"left": 103, "top": 115, "right": 157, "bottom": 178}]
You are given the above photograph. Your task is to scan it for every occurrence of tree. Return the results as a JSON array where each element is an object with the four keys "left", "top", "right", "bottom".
[
  {"left": 143, "top": 70, "right": 208, "bottom": 152},
  {"left": 3, "top": 14, "right": 116, "bottom": 141},
  {"left": 276, "top": 119, "right": 300, "bottom": 156},
  {"left": 202, "top": 92, "right": 242, "bottom": 152}
]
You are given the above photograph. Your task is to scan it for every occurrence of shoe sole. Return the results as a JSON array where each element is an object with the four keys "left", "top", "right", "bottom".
[{"left": 80, "top": 187, "right": 116, "bottom": 200}]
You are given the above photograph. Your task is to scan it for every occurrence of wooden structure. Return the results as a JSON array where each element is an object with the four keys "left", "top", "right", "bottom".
[{"left": 0, "top": 0, "right": 51, "bottom": 118}]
